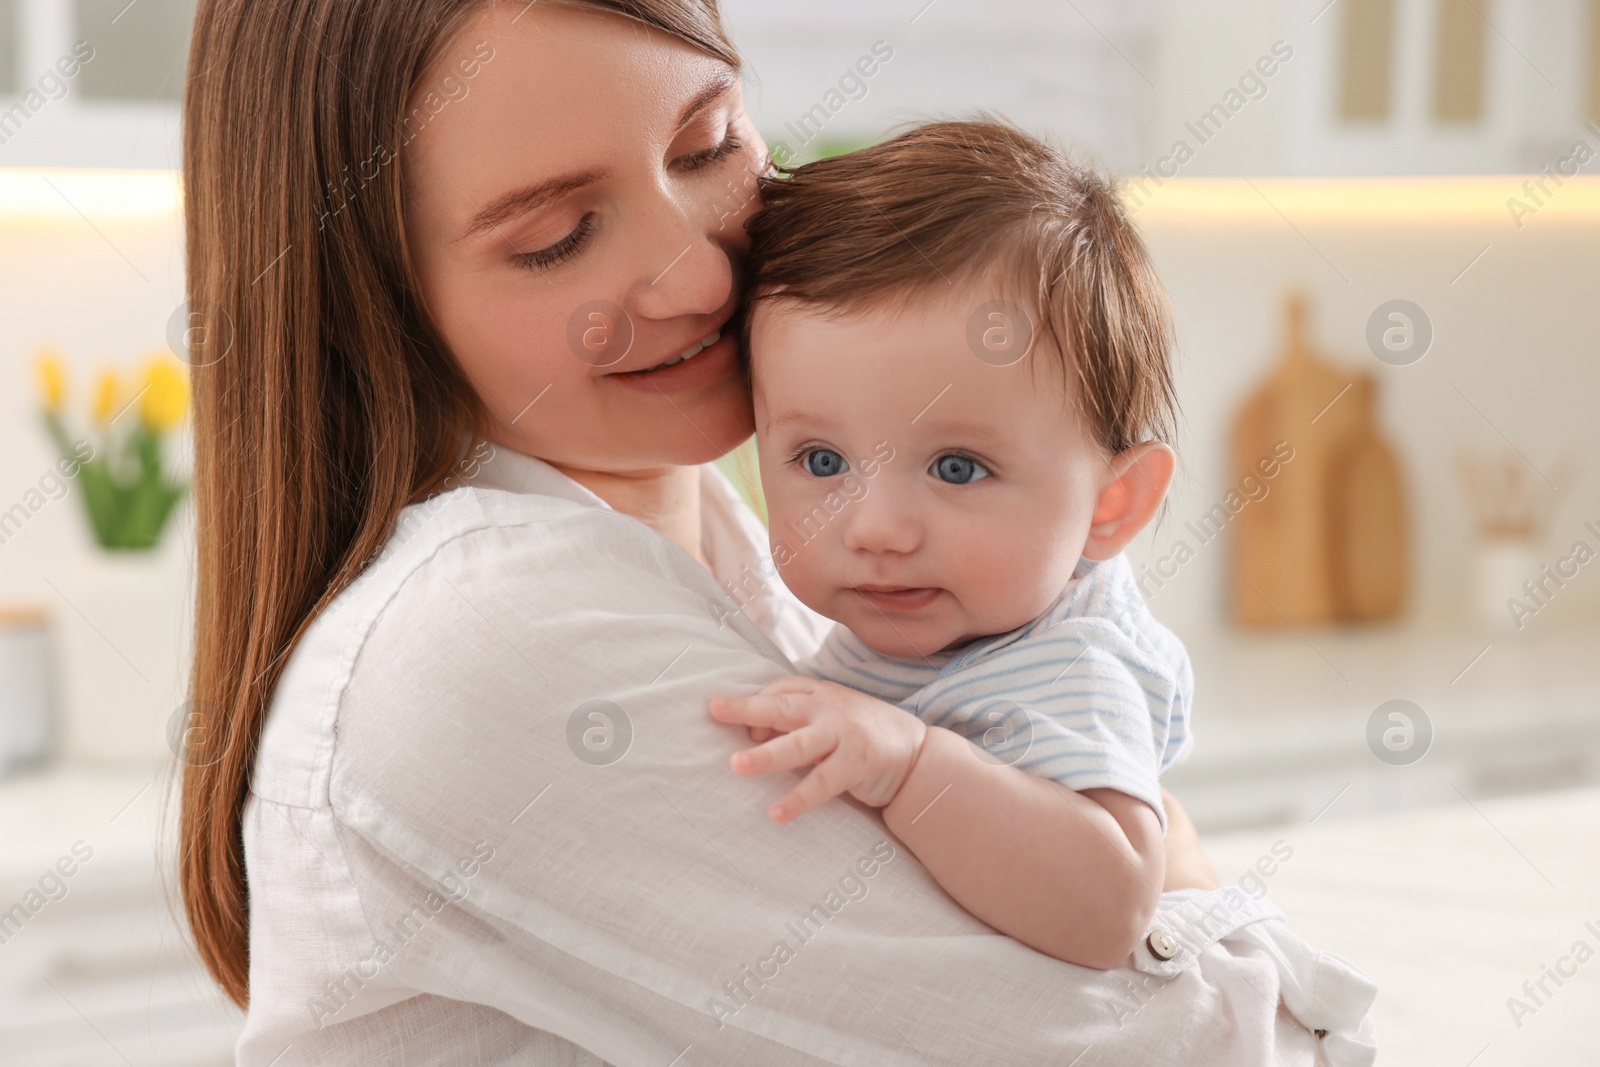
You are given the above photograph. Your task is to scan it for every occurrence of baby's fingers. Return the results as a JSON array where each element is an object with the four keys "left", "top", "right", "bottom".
[
  {"left": 708, "top": 695, "right": 759, "bottom": 727},
  {"left": 709, "top": 692, "right": 812, "bottom": 732},
  {"left": 732, "top": 724, "right": 834, "bottom": 778},
  {"left": 747, "top": 726, "right": 776, "bottom": 743},
  {"left": 769, "top": 752, "right": 852, "bottom": 824}
]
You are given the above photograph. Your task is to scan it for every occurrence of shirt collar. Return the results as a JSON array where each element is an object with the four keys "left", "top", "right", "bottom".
[
  {"left": 455, "top": 439, "right": 758, "bottom": 582},
  {"left": 457, "top": 441, "right": 612, "bottom": 510},
  {"left": 449, "top": 438, "right": 837, "bottom": 667}
]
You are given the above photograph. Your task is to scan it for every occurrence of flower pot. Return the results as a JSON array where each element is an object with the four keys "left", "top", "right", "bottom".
[{"left": 57, "top": 541, "right": 192, "bottom": 766}]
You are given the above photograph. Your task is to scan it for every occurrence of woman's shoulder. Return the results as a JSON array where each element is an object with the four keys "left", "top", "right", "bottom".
[
  {"left": 251, "top": 486, "right": 739, "bottom": 806},
  {"left": 333, "top": 483, "right": 716, "bottom": 649},
  {"left": 301, "top": 484, "right": 683, "bottom": 662}
]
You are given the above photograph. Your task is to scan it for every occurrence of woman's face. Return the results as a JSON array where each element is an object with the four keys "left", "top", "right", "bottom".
[{"left": 404, "top": 2, "right": 766, "bottom": 473}]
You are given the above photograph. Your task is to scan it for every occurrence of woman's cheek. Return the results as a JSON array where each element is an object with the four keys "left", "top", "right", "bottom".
[{"left": 724, "top": 132, "right": 769, "bottom": 237}]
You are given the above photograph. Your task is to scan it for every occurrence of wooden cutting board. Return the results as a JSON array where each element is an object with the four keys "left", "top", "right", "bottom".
[{"left": 1230, "top": 294, "right": 1408, "bottom": 626}]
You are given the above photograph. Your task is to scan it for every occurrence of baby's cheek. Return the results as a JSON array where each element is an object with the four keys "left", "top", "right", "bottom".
[
  {"left": 944, "top": 518, "right": 1070, "bottom": 629},
  {"left": 946, "top": 543, "right": 1015, "bottom": 612},
  {"left": 767, "top": 506, "right": 834, "bottom": 612}
]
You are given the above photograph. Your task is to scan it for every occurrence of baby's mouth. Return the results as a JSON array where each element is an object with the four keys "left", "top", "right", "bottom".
[{"left": 852, "top": 585, "right": 942, "bottom": 612}]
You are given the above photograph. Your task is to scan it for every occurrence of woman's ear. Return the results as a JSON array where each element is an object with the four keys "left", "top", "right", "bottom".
[{"left": 1083, "top": 442, "right": 1176, "bottom": 562}]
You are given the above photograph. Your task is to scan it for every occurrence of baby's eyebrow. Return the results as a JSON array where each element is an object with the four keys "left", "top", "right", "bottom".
[
  {"left": 761, "top": 411, "right": 835, "bottom": 437},
  {"left": 901, "top": 415, "right": 1013, "bottom": 447}
]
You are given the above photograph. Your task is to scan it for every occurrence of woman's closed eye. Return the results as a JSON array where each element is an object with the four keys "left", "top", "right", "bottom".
[
  {"left": 796, "top": 447, "right": 849, "bottom": 478},
  {"left": 511, "top": 126, "right": 745, "bottom": 274},
  {"left": 931, "top": 453, "right": 990, "bottom": 485},
  {"left": 514, "top": 213, "right": 596, "bottom": 272},
  {"left": 676, "top": 124, "right": 745, "bottom": 171}
]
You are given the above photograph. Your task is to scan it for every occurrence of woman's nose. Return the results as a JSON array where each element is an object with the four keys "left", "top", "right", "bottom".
[{"left": 629, "top": 213, "right": 734, "bottom": 323}]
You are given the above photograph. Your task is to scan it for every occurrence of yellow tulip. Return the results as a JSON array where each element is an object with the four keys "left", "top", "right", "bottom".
[
  {"left": 35, "top": 348, "right": 68, "bottom": 413},
  {"left": 91, "top": 368, "right": 120, "bottom": 424},
  {"left": 139, "top": 356, "right": 189, "bottom": 434}
]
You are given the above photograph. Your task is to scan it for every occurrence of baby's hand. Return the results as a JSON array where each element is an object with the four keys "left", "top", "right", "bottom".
[{"left": 709, "top": 678, "right": 928, "bottom": 823}]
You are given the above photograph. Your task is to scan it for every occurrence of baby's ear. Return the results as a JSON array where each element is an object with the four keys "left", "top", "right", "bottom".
[{"left": 1082, "top": 442, "right": 1175, "bottom": 561}]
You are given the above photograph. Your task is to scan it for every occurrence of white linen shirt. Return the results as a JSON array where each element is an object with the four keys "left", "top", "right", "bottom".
[{"left": 238, "top": 445, "right": 1377, "bottom": 1066}]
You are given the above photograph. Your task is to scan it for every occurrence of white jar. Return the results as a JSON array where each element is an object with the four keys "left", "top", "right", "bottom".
[
  {"left": 0, "top": 606, "right": 55, "bottom": 775},
  {"left": 1473, "top": 537, "right": 1541, "bottom": 632}
]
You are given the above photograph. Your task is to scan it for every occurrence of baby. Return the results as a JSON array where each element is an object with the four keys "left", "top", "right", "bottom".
[{"left": 709, "top": 120, "right": 1192, "bottom": 970}]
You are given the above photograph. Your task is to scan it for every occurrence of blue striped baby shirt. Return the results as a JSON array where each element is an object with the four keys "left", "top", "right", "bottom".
[{"left": 798, "top": 553, "right": 1193, "bottom": 830}]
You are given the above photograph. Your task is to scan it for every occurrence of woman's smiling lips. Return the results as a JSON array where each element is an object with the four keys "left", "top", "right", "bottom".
[
  {"left": 853, "top": 585, "right": 943, "bottom": 612},
  {"left": 605, "top": 321, "right": 738, "bottom": 394}
]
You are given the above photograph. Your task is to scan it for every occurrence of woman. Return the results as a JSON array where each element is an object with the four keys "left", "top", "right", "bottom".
[{"left": 178, "top": 1, "right": 1374, "bottom": 1063}]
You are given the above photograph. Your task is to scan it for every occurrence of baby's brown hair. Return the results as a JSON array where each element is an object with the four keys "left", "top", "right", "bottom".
[{"left": 743, "top": 119, "right": 1178, "bottom": 455}]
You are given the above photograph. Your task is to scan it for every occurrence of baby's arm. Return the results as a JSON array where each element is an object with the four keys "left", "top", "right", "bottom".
[
  {"left": 884, "top": 724, "right": 1163, "bottom": 970},
  {"left": 710, "top": 677, "right": 1163, "bottom": 970}
]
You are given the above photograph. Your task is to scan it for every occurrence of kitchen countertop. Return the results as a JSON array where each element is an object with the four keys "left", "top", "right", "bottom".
[
  {"left": 0, "top": 766, "right": 240, "bottom": 1067},
  {"left": 1179, "top": 621, "right": 1600, "bottom": 739},
  {"left": 1, "top": 765, "right": 1597, "bottom": 1063},
  {"left": 3, "top": 619, "right": 1597, "bottom": 1066},
  {"left": 0, "top": 765, "right": 172, "bottom": 883},
  {"left": 1202, "top": 785, "right": 1600, "bottom": 1067},
  {"left": 1164, "top": 623, "right": 1600, "bottom": 831}
]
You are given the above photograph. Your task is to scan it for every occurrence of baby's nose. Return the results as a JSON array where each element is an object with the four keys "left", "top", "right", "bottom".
[{"left": 840, "top": 492, "right": 921, "bottom": 556}]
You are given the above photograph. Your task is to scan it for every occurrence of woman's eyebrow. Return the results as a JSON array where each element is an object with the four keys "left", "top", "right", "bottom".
[
  {"left": 676, "top": 67, "right": 739, "bottom": 131},
  {"left": 457, "top": 70, "right": 738, "bottom": 243},
  {"left": 459, "top": 169, "right": 608, "bottom": 241}
]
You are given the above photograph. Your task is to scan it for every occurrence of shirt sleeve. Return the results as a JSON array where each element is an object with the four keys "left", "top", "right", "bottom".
[
  {"left": 321, "top": 504, "right": 1263, "bottom": 1065},
  {"left": 913, "top": 618, "right": 1190, "bottom": 831}
]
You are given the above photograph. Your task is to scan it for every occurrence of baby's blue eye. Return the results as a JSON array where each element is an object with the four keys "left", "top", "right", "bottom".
[
  {"left": 802, "top": 449, "right": 849, "bottom": 478},
  {"left": 931, "top": 454, "right": 989, "bottom": 484}
]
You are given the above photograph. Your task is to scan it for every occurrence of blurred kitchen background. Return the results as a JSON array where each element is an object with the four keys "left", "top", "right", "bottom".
[{"left": 1, "top": 0, "right": 1598, "bottom": 1063}]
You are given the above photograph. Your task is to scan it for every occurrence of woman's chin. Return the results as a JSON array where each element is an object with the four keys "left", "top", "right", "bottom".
[
  {"left": 605, "top": 339, "right": 754, "bottom": 464},
  {"left": 620, "top": 414, "right": 753, "bottom": 470},
  {"left": 660, "top": 391, "right": 756, "bottom": 466},
  {"left": 674, "top": 426, "right": 754, "bottom": 467}
]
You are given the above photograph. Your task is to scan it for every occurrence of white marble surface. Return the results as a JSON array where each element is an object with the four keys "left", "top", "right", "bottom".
[
  {"left": 0, "top": 766, "right": 240, "bottom": 1066},
  {"left": 1165, "top": 624, "right": 1600, "bottom": 832},
  {"left": 1202, "top": 786, "right": 1600, "bottom": 1067},
  {"left": 0, "top": 765, "right": 169, "bottom": 881},
  {"left": 3, "top": 769, "right": 1597, "bottom": 1064},
  {"left": 1178, "top": 623, "right": 1600, "bottom": 740}
]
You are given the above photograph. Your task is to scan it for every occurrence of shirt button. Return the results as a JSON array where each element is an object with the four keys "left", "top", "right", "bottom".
[{"left": 1146, "top": 930, "right": 1179, "bottom": 960}]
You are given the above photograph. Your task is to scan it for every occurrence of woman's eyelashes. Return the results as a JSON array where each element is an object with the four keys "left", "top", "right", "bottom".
[
  {"left": 514, "top": 213, "right": 596, "bottom": 272},
  {"left": 931, "top": 453, "right": 991, "bottom": 485},
  {"left": 511, "top": 127, "right": 745, "bottom": 274},
  {"left": 676, "top": 125, "right": 745, "bottom": 171}
]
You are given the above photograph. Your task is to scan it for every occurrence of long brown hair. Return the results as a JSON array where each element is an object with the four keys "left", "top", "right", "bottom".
[{"left": 180, "top": 0, "right": 740, "bottom": 1007}]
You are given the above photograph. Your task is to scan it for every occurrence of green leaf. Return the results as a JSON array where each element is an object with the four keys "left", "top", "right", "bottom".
[{"left": 43, "top": 417, "right": 188, "bottom": 550}]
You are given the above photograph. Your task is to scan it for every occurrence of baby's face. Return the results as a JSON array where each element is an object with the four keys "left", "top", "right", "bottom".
[{"left": 751, "top": 287, "right": 1111, "bottom": 659}]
